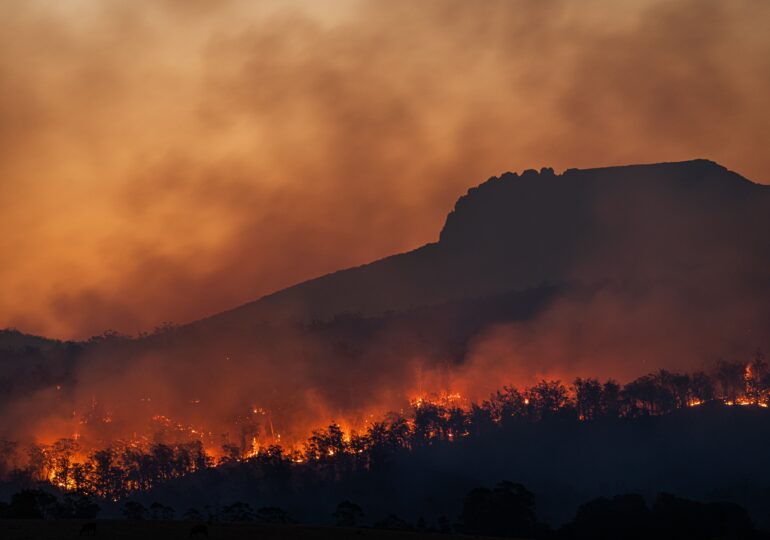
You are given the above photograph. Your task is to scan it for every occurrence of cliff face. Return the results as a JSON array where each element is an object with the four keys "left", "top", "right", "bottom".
[
  {"left": 195, "top": 159, "right": 770, "bottom": 331},
  {"left": 440, "top": 160, "right": 758, "bottom": 245}
]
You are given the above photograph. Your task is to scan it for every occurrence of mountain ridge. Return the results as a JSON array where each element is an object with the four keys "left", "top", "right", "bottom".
[{"left": 193, "top": 158, "right": 770, "bottom": 333}]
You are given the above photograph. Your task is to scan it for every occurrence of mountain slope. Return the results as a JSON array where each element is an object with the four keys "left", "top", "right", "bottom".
[
  {"left": 2, "top": 158, "right": 770, "bottom": 451},
  {"left": 197, "top": 159, "right": 770, "bottom": 332}
]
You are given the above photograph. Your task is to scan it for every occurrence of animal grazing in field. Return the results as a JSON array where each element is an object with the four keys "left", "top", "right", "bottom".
[
  {"left": 79, "top": 522, "right": 97, "bottom": 536},
  {"left": 189, "top": 524, "right": 208, "bottom": 537}
]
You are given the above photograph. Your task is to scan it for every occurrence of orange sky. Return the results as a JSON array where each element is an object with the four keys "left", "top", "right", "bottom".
[{"left": 2, "top": 0, "right": 769, "bottom": 339}]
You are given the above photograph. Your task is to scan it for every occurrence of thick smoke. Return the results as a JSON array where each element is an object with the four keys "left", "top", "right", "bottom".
[
  {"left": 1, "top": 0, "right": 769, "bottom": 338},
  {"left": 1, "top": 0, "right": 770, "bottom": 458}
]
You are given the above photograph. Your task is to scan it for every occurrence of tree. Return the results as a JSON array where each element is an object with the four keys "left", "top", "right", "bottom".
[
  {"left": 458, "top": 481, "right": 537, "bottom": 538},
  {"left": 622, "top": 375, "right": 659, "bottom": 416},
  {"left": 60, "top": 493, "right": 100, "bottom": 519},
  {"left": 150, "top": 443, "right": 175, "bottom": 481},
  {"left": 150, "top": 501, "right": 175, "bottom": 520},
  {"left": 50, "top": 438, "right": 79, "bottom": 489},
  {"left": 715, "top": 359, "right": 744, "bottom": 402},
  {"left": 600, "top": 380, "right": 621, "bottom": 418},
  {"left": 649, "top": 372, "right": 681, "bottom": 413},
  {"left": 25, "top": 444, "right": 48, "bottom": 482},
  {"left": 183, "top": 508, "right": 204, "bottom": 521},
  {"left": 220, "top": 443, "right": 242, "bottom": 464},
  {"left": 563, "top": 493, "right": 651, "bottom": 540},
  {"left": 468, "top": 403, "right": 495, "bottom": 437},
  {"left": 386, "top": 414, "right": 412, "bottom": 448},
  {"left": 574, "top": 378, "right": 603, "bottom": 420},
  {"left": 0, "top": 439, "right": 18, "bottom": 478},
  {"left": 6, "top": 490, "right": 60, "bottom": 519},
  {"left": 490, "top": 386, "right": 528, "bottom": 423},
  {"left": 123, "top": 500, "right": 148, "bottom": 520},
  {"left": 688, "top": 371, "right": 714, "bottom": 403},
  {"left": 222, "top": 501, "right": 255, "bottom": 522},
  {"left": 745, "top": 349, "right": 768, "bottom": 404},
  {"left": 413, "top": 402, "right": 448, "bottom": 444},
  {"left": 447, "top": 407, "right": 469, "bottom": 440},
  {"left": 526, "top": 380, "right": 569, "bottom": 420},
  {"left": 651, "top": 493, "right": 754, "bottom": 540},
  {"left": 92, "top": 448, "right": 117, "bottom": 497},
  {"left": 659, "top": 371, "right": 691, "bottom": 410},
  {"left": 305, "top": 423, "right": 347, "bottom": 460},
  {"left": 333, "top": 500, "right": 364, "bottom": 527}
]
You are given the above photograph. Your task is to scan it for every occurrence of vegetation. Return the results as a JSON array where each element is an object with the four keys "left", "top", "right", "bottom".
[{"left": 0, "top": 353, "right": 768, "bottom": 501}]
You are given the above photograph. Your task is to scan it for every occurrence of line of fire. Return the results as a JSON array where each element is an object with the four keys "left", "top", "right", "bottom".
[{"left": 2, "top": 351, "right": 767, "bottom": 500}]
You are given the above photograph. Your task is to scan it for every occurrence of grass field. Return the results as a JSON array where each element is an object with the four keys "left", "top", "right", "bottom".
[{"left": 0, "top": 520, "right": 505, "bottom": 540}]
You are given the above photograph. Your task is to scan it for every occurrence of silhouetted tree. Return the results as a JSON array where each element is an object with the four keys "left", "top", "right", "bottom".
[
  {"left": 413, "top": 402, "right": 448, "bottom": 444},
  {"left": 59, "top": 493, "right": 100, "bottom": 519},
  {"left": 623, "top": 375, "right": 659, "bottom": 416},
  {"left": 715, "top": 359, "right": 745, "bottom": 402},
  {"left": 574, "top": 378, "right": 603, "bottom": 420},
  {"left": 689, "top": 371, "right": 715, "bottom": 403},
  {"left": 657, "top": 371, "right": 690, "bottom": 410},
  {"left": 183, "top": 508, "right": 204, "bottom": 521},
  {"left": 561, "top": 493, "right": 651, "bottom": 540},
  {"left": 651, "top": 493, "right": 754, "bottom": 540},
  {"left": 458, "top": 481, "right": 537, "bottom": 537},
  {"left": 468, "top": 403, "right": 495, "bottom": 437},
  {"left": 0, "top": 439, "right": 18, "bottom": 478},
  {"left": 492, "top": 386, "right": 528, "bottom": 423},
  {"left": 745, "top": 349, "right": 768, "bottom": 404},
  {"left": 50, "top": 438, "right": 79, "bottom": 489},
  {"left": 600, "top": 380, "right": 621, "bottom": 418},
  {"left": 123, "top": 500, "right": 148, "bottom": 520},
  {"left": 527, "top": 380, "right": 570, "bottom": 420},
  {"left": 221, "top": 501, "right": 255, "bottom": 522},
  {"left": 333, "top": 500, "right": 364, "bottom": 527},
  {"left": 305, "top": 423, "right": 347, "bottom": 460},
  {"left": 447, "top": 407, "right": 469, "bottom": 440},
  {"left": 149, "top": 501, "right": 174, "bottom": 520},
  {"left": 25, "top": 444, "right": 47, "bottom": 482},
  {"left": 6, "top": 489, "right": 60, "bottom": 519},
  {"left": 385, "top": 414, "right": 411, "bottom": 448}
]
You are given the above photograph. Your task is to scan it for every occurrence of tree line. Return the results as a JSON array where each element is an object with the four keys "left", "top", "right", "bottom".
[
  {"left": 0, "top": 482, "right": 763, "bottom": 540},
  {"left": 0, "top": 353, "right": 767, "bottom": 500}
]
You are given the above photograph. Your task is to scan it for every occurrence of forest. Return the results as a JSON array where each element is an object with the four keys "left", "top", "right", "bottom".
[{"left": 2, "top": 351, "right": 770, "bottom": 537}]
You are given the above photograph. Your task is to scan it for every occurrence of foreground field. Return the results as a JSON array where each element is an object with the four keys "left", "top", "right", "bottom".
[{"left": 0, "top": 520, "right": 503, "bottom": 540}]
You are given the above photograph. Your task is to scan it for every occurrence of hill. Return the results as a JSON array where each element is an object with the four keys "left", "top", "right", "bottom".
[
  {"left": 197, "top": 159, "right": 770, "bottom": 332},
  {"left": 1, "top": 159, "right": 769, "bottom": 463}
]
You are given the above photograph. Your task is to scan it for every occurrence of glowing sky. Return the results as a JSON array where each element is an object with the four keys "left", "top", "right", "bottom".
[{"left": 2, "top": 0, "right": 769, "bottom": 339}]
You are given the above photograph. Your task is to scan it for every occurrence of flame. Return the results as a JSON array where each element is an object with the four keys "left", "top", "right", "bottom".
[{"left": 16, "top": 357, "right": 770, "bottom": 496}]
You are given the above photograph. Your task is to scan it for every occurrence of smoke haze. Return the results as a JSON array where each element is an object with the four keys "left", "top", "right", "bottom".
[{"left": 2, "top": 0, "right": 770, "bottom": 338}]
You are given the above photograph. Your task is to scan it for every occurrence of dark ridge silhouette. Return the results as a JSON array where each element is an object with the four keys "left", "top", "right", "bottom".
[
  {"left": 0, "top": 329, "right": 63, "bottom": 351},
  {"left": 194, "top": 159, "right": 770, "bottom": 331}
]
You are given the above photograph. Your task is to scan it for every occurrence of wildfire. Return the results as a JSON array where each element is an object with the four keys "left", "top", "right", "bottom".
[
  {"left": 10, "top": 354, "right": 770, "bottom": 499},
  {"left": 410, "top": 391, "right": 465, "bottom": 409}
]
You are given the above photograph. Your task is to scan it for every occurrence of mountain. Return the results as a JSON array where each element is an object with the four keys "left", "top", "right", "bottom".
[
  {"left": 3, "top": 158, "right": 770, "bottom": 447},
  {"left": 197, "top": 159, "right": 770, "bottom": 332}
]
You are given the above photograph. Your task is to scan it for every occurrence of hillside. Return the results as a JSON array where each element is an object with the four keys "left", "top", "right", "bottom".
[
  {"left": 2, "top": 159, "right": 769, "bottom": 462},
  {"left": 197, "top": 159, "right": 770, "bottom": 332}
]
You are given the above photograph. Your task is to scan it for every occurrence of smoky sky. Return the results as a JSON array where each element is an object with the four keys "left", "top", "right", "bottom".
[{"left": 1, "top": 0, "right": 769, "bottom": 339}]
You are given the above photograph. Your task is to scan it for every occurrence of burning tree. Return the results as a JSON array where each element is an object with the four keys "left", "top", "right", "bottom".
[{"left": 2, "top": 352, "right": 770, "bottom": 501}]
